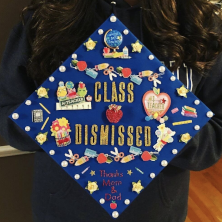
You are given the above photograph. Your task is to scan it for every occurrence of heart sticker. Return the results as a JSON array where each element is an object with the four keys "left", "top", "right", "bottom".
[{"left": 142, "top": 90, "right": 171, "bottom": 118}]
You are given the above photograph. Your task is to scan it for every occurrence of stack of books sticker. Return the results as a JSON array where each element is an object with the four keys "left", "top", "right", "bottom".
[{"left": 182, "top": 106, "right": 197, "bottom": 118}]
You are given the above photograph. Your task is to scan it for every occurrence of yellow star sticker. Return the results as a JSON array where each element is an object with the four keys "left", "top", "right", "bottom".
[
  {"left": 176, "top": 85, "right": 189, "bottom": 98},
  {"left": 85, "top": 181, "right": 99, "bottom": 194},
  {"left": 127, "top": 170, "right": 133, "bottom": 176},
  {"left": 131, "top": 40, "right": 143, "bottom": 53},
  {"left": 132, "top": 180, "right": 144, "bottom": 194},
  {"left": 90, "top": 170, "right": 95, "bottom": 176}
]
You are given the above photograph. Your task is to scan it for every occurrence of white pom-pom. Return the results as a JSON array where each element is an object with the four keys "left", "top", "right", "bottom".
[
  {"left": 59, "top": 66, "right": 66, "bottom": 72},
  {"left": 12, "top": 113, "right": 19, "bottom": 120},
  {"left": 110, "top": 16, "right": 117, "bottom": 22},
  {"left": 161, "top": 160, "right": 168, "bottom": 167},
  {"left": 61, "top": 161, "right": 68, "bottom": 167}
]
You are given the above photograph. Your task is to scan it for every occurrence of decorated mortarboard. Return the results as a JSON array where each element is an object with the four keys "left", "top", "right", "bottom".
[{"left": 10, "top": 14, "right": 214, "bottom": 219}]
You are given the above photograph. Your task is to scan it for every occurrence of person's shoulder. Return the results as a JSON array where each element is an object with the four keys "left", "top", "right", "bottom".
[
  {"left": 2, "top": 10, "right": 35, "bottom": 67},
  {"left": 209, "top": 52, "right": 222, "bottom": 75},
  {"left": 11, "top": 10, "right": 34, "bottom": 39}
]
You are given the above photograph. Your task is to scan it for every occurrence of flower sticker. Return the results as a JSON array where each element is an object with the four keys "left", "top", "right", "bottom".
[
  {"left": 51, "top": 122, "right": 61, "bottom": 132},
  {"left": 176, "top": 85, "right": 189, "bottom": 98},
  {"left": 84, "top": 38, "right": 97, "bottom": 51},
  {"left": 154, "top": 123, "right": 176, "bottom": 152},
  {"left": 35, "top": 132, "right": 48, "bottom": 145},
  {"left": 157, "top": 123, "right": 165, "bottom": 132},
  {"left": 58, "top": 117, "right": 69, "bottom": 127},
  {"left": 132, "top": 180, "right": 144, "bottom": 194},
  {"left": 131, "top": 40, "right": 143, "bottom": 53},
  {"left": 50, "top": 118, "right": 72, "bottom": 147},
  {"left": 85, "top": 181, "right": 99, "bottom": 194},
  {"left": 180, "top": 133, "right": 192, "bottom": 143},
  {"left": 35, "top": 87, "right": 49, "bottom": 98}
]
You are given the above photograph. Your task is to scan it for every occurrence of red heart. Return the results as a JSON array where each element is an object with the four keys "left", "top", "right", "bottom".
[
  {"left": 97, "top": 153, "right": 107, "bottom": 164},
  {"left": 142, "top": 90, "right": 171, "bottom": 118},
  {"left": 141, "top": 151, "right": 152, "bottom": 161},
  {"left": 122, "top": 68, "right": 132, "bottom": 78}
]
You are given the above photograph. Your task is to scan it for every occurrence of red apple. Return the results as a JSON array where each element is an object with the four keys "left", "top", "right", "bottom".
[
  {"left": 106, "top": 105, "right": 123, "bottom": 123},
  {"left": 110, "top": 201, "right": 117, "bottom": 210},
  {"left": 103, "top": 47, "right": 110, "bottom": 54},
  {"left": 77, "top": 61, "right": 87, "bottom": 71},
  {"left": 97, "top": 153, "right": 107, "bottom": 164},
  {"left": 79, "top": 81, "right": 85, "bottom": 88},
  {"left": 122, "top": 68, "right": 132, "bottom": 78},
  {"left": 141, "top": 151, "right": 152, "bottom": 161}
]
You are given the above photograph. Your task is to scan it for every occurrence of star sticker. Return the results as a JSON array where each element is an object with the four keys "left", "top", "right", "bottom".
[
  {"left": 90, "top": 170, "right": 95, "bottom": 176},
  {"left": 83, "top": 38, "right": 97, "bottom": 51},
  {"left": 127, "top": 170, "right": 133, "bottom": 176},
  {"left": 132, "top": 180, "right": 144, "bottom": 194},
  {"left": 131, "top": 40, "right": 143, "bottom": 53},
  {"left": 161, "top": 98, "right": 166, "bottom": 104},
  {"left": 117, "top": 35, "right": 122, "bottom": 41},
  {"left": 176, "top": 85, "right": 189, "bottom": 98},
  {"left": 85, "top": 181, "right": 99, "bottom": 194}
]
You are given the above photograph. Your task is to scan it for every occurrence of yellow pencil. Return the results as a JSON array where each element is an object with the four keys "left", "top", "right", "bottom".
[
  {"left": 39, "top": 103, "right": 51, "bottom": 114},
  {"left": 41, "top": 117, "right": 49, "bottom": 130},
  {"left": 172, "top": 120, "right": 192, "bottom": 126}
]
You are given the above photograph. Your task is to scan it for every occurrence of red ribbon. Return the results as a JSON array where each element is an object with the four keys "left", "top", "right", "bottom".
[
  {"left": 57, "top": 137, "right": 70, "bottom": 145},
  {"left": 161, "top": 140, "right": 168, "bottom": 145}
]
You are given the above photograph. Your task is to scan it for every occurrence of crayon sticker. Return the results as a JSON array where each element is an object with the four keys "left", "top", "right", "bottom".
[{"left": 182, "top": 106, "right": 197, "bottom": 118}]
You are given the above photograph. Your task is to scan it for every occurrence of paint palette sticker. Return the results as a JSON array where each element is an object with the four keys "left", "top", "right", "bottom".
[{"left": 10, "top": 14, "right": 213, "bottom": 219}]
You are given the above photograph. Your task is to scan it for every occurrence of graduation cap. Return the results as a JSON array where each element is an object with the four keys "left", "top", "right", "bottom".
[{"left": 10, "top": 14, "right": 213, "bottom": 219}]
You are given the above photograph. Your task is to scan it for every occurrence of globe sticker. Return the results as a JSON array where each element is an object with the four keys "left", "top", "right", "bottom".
[{"left": 103, "top": 29, "right": 131, "bottom": 59}]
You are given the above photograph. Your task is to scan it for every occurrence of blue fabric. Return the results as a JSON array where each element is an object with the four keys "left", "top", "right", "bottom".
[{"left": 10, "top": 14, "right": 212, "bottom": 218}]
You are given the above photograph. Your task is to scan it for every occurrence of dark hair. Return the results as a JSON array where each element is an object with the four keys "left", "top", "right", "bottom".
[{"left": 22, "top": 0, "right": 222, "bottom": 84}]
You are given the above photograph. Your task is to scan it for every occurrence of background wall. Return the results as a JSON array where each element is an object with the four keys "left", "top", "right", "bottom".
[{"left": 0, "top": 0, "right": 35, "bottom": 222}]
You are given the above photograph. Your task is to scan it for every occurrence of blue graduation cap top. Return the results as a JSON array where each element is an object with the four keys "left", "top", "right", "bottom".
[{"left": 10, "top": 14, "right": 213, "bottom": 219}]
